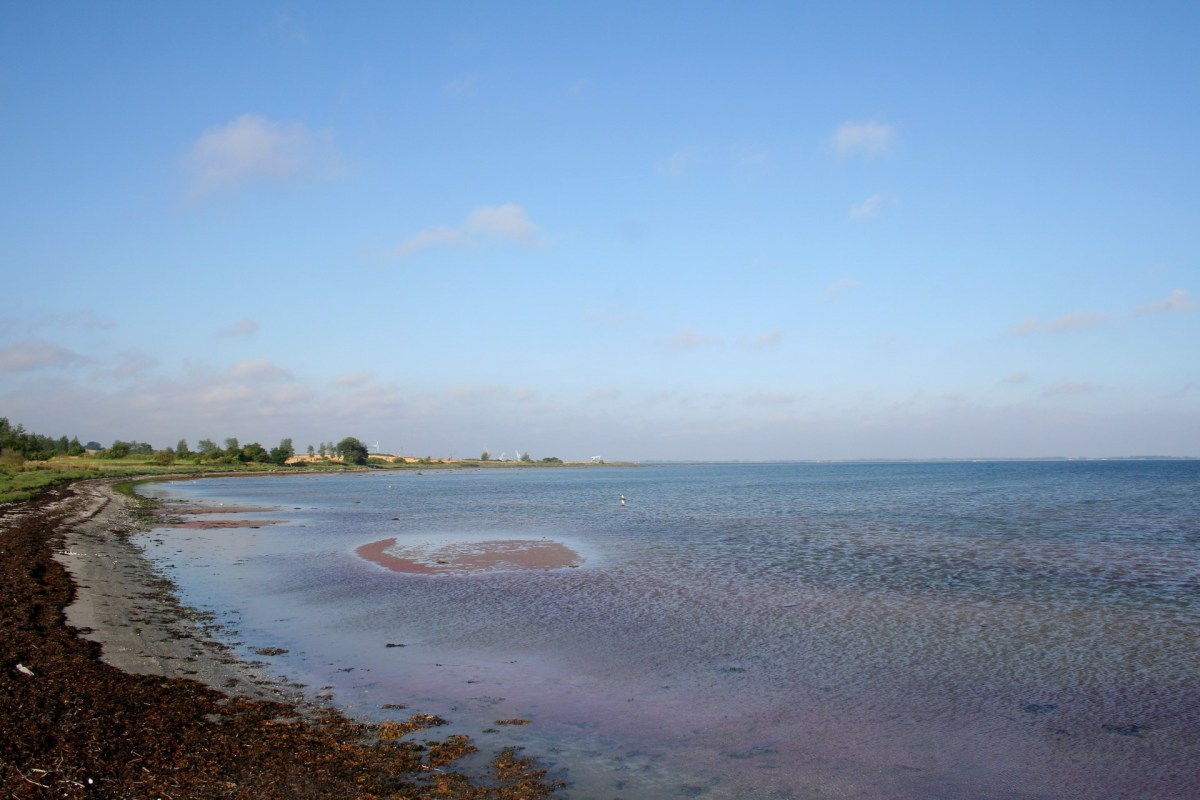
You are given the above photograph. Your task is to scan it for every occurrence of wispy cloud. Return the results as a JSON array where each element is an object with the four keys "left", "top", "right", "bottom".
[
  {"left": 272, "top": 8, "right": 309, "bottom": 44},
  {"left": 849, "top": 192, "right": 894, "bottom": 219},
  {"left": 1043, "top": 381, "right": 1104, "bottom": 397},
  {"left": 182, "top": 114, "right": 342, "bottom": 198},
  {"left": 1010, "top": 312, "right": 1111, "bottom": 335},
  {"left": 822, "top": 277, "right": 861, "bottom": 302},
  {"left": 652, "top": 326, "right": 721, "bottom": 351},
  {"left": 225, "top": 359, "right": 294, "bottom": 382},
  {"left": 219, "top": 317, "right": 260, "bottom": 338},
  {"left": 112, "top": 349, "right": 157, "bottom": 379},
  {"left": 831, "top": 120, "right": 896, "bottom": 161},
  {"left": 1157, "top": 382, "right": 1191, "bottom": 400},
  {"left": 739, "top": 327, "right": 782, "bottom": 349},
  {"left": 1002, "top": 372, "right": 1031, "bottom": 385},
  {"left": 744, "top": 392, "right": 800, "bottom": 406},
  {"left": 0, "top": 340, "right": 87, "bottom": 372},
  {"left": 657, "top": 147, "right": 702, "bottom": 177},
  {"left": 394, "top": 204, "right": 541, "bottom": 258},
  {"left": 442, "top": 74, "right": 481, "bottom": 97},
  {"left": 735, "top": 145, "right": 771, "bottom": 170},
  {"left": 332, "top": 371, "right": 375, "bottom": 388},
  {"left": 1135, "top": 288, "right": 1194, "bottom": 315}
]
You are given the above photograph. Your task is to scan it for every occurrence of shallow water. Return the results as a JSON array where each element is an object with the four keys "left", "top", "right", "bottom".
[{"left": 137, "top": 462, "right": 1200, "bottom": 799}]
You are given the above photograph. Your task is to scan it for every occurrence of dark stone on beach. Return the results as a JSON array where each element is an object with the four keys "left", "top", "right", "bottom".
[
  {"left": 1022, "top": 703, "right": 1057, "bottom": 715},
  {"left": 386, "top": 642, "right": 406, "bottom": 647}
]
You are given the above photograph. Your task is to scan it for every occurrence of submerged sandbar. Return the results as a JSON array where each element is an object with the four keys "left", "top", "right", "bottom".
[{"left": 356, "top": 536, "right": 581, "bottom": 574}]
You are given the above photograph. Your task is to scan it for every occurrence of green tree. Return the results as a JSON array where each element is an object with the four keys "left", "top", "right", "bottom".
[
  {"left": 336, "top": 437, "right": 369, "bottom": 465},
  {"left": 480, "top": 450, "right": 490, "bottom": 461},
  {"left": 241, "top": 442, "right": 269, "bottom": 462},
  {"left": 520, "top": 452, "right": 533, "bottom": 463},
  {"left": 105, "top": 441, "right": 132, "bottom": 459},
  {"left": 176, "top": 439, "right": 191, "bottom": 458},
  {"left": 153, "top": 450, "right": 175, "bottom": 465},
  {"left": 269, "top": 438, "right": 295, "bottom": 465}
]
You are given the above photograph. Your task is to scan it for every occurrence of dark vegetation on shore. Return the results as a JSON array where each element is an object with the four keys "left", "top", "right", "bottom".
[{"left": 0, "top": 480, "right": 564, "bottom": 798}]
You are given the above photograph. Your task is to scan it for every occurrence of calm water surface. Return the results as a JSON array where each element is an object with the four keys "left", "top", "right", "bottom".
[{"left": 137, "top": 462, "right": 1200, "bottom": 799}]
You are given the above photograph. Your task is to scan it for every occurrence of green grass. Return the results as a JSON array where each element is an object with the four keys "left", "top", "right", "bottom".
[
  {"left": 0, "top": 453, "right": 635, "bottom": 504},
  {"left": 0, "top": 456, "right": 285, "bottom": 504}
]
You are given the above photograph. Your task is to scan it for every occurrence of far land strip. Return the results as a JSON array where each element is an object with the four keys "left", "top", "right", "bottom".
[{"left": 0, "top": 477, "right": 562, "bottom": 798}]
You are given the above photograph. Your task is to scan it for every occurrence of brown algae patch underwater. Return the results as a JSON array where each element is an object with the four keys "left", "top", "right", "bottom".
[{"left": 356, "top": 536, "right": 582, "bottom": 574}]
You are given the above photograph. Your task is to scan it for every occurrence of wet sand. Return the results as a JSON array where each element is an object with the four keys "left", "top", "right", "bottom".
[{"left": 55, "top": 481, "right": 300, "bottom": 701}]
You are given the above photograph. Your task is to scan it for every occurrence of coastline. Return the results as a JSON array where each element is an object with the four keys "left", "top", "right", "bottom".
[
  {"left": 0, "top": 477, "right": 561, "bottom": 798},
  {"left": 55, "top": 480, "right": 310, "bottom": 707}
]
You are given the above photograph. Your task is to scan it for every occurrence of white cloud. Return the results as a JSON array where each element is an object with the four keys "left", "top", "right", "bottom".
[
  {"left": 182, "top": 114, "right": 342, "bottom": 198},
  {"left": 850, "top": 192, "right": 893, "bottom": 219},
  {"left": 1135, "top": 288, "right": 1195, "bottom": 315},
  {"left": 219, "top": 317, "right": 260, "bottom": 338},
  {"left": 831, "top": 120, "right": 896, "bottom": 161},
  {"left": 1002, "top": 372, "right": 1031, "bottom": 385},
  {"left": 394, "top": 204, "right": 542, "bottom": 258},
  {"left": 1010, "top": 312, "right": 1111, "bottom": 335},
  {"left": 0, "top": 340, "right": 87, "bottom": 372}
]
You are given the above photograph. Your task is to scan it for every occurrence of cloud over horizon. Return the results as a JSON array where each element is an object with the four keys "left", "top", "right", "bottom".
[{"left": 0, "top": 340, "right": 88, "bottom": 372}]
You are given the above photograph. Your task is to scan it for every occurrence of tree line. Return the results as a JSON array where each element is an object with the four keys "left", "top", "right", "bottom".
[{"left": 0, "top": 418, "right": 371, "bottom": 468}]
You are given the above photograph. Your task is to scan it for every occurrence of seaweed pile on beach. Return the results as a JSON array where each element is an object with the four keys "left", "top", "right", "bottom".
[{"left": 0, "top": 482, "right": 562, "bottom": 799}]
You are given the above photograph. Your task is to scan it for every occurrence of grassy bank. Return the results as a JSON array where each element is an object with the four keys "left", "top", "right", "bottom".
[{"left": 0, "top": 454, "right": 634, "bottom": 504}]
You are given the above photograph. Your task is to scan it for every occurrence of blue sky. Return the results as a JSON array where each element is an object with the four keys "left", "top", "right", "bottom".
[{"left": 2, "top": 2, "right": 1197, "bottom": 460}]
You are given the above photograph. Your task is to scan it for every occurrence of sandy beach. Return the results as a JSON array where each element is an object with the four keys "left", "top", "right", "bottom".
[{"left": 0, "top": 478, "right": 560, "bottom": 799}]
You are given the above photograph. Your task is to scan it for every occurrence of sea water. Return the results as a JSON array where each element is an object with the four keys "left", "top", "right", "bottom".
[{"left": 135, "top": 462, "right": 1200, "bottom": 799}]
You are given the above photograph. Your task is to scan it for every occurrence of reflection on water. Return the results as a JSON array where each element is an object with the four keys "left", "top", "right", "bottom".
[{"left": 137, "top": 462, "right": 1200, "bottom": 799}]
